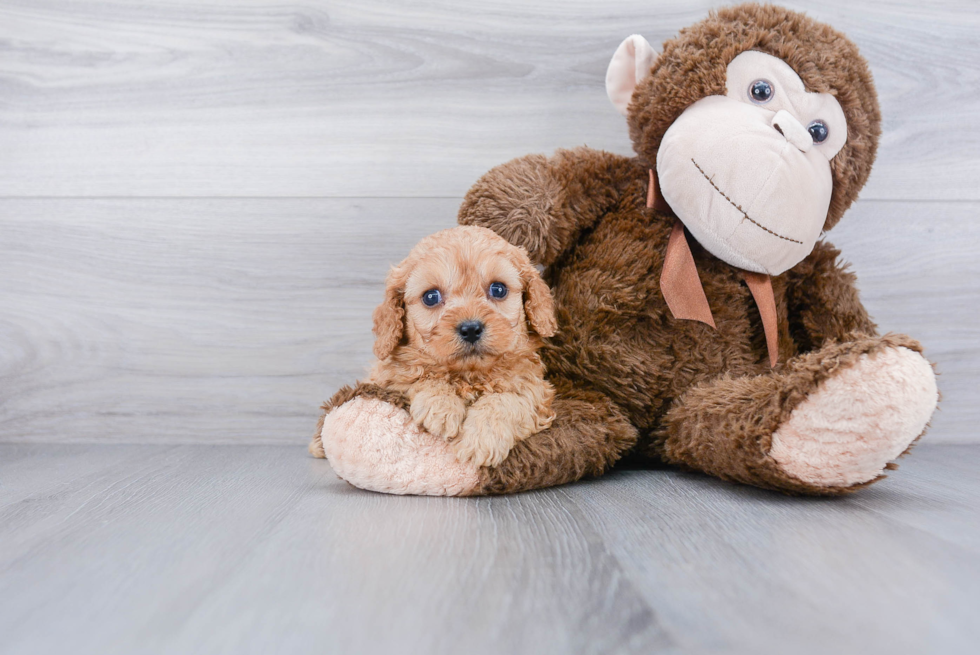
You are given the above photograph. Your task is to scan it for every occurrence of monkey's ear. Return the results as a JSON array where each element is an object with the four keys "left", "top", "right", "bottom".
[
  {"left": 372, "top": 266, "right": 407, "bottom": 360},
  {"left": 605, "top": 35, "right": 655, "bottom": 116}
]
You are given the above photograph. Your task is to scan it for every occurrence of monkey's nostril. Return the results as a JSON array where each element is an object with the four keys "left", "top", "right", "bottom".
[
  {"left": 770, "top": 109, "right": 813, "bottom": 152},
  {"left": 457, "top": 320, "right": 484, "bottom": 344}
]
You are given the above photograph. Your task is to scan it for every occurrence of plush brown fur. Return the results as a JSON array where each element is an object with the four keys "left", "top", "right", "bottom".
[
  {"left": 322, "top": 4, "right": 931, "bottom": 496},
  {"left": 452, "top": 4, "right": 924, "bottom": 495},
  {"left": 314, "top": 226, "right": 558, "bottom": 468},
  {"left": 655, "top": 333, "right": 923, "bottom": 496}
]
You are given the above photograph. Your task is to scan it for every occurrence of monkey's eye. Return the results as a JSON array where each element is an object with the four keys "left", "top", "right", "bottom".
[
  {"left": 421, "top": 289, "right": 442, "bottom": 307},
  {"left": 807, "top": 120, "right": 829, "bottom": 144},
  {"left": 488, "top": 282, "right": 508, "bottom": 300},
  {"left": 749, "top": 79, "right": 774, "bottom": 104}
]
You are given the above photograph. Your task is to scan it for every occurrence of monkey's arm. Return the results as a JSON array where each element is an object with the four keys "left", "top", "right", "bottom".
[
  {"left": 784, "top": 240, "right": 878, "bottom": 351},
  {"left": 458, "top": 147, "right": 643, "bottom": 266}
]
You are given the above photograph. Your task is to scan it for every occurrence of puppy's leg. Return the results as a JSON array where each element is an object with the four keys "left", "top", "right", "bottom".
[
  {"left": 454, "top": 374, "right": 556, "bottom": 467},
  {"left": 407, "top": 379, "right": 467, "bottom": 441},
  {"left": 453, "top": 391, "right": 540, "bottom": 467}
]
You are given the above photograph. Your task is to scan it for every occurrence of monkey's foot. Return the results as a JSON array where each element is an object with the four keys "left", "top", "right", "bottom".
[
  {"left": 320, "top": 397, "right": 481, "bottom": 496},
  {"left": 769, "top": 346, "right": 938, "bottom": 488}
]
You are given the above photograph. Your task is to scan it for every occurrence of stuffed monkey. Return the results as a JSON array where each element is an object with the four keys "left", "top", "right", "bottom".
[{"left": 313, "top": 4, "right": 938, "bottom": 496}]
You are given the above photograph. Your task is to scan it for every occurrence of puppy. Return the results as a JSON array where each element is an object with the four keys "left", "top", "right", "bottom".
[{"left": 366, "top": 225, "right": 557, "bottom": 467}]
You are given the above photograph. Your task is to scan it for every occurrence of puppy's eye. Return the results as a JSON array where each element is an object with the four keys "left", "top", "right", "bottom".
[
  {"left": 807, "top": 120, "right": 829, "bottom": 144},
  {"left": 488, "top": 282, "right": 508, "bottom": 299},
  {"left": 749, "top": 79, "right": 773, "bottom": 104},
  {"left": 421, "top": 289, "right": 442, "bottom": 307}
]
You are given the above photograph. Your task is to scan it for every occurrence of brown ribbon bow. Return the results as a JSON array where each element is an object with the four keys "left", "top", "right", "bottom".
[{"left": 649, "top": 169, "right": 779, "bottom": 367}]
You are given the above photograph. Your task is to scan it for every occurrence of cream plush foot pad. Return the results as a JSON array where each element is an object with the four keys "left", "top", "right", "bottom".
[
  {"left": 322, "top": 397, "right": 481, "bottom": 496},
  {"left": 769, "top": 346, "right": 938, "bottom": 488}
]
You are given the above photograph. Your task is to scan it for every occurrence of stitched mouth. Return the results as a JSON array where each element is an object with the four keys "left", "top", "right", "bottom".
[{"left": 691, "top": 159, "right": 803, "bottom": 245}]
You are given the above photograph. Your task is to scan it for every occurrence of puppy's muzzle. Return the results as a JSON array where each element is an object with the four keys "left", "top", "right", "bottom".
[{"left": 457, "top": 320, "right": 485, "bottom": 344}]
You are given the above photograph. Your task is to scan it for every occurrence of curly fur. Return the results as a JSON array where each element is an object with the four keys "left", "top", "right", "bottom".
[{"left": 314, "top": 226, "right": 557, "bottom": 468}]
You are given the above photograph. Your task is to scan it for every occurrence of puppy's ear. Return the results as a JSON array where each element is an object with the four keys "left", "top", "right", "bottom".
[
  {"left": 372, "top": 264, "right": 407, "bottom": 360},
  {"left": 516, "top": 251, "right": 557, "bottom": 338}
]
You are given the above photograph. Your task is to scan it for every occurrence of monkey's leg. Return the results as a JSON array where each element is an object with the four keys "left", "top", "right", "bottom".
[
  {"left": 658, "top": 334, "right": 938, "bottom": 495},
  {"left": 314, "top": 380, "right": 637, "bottom": 496}
]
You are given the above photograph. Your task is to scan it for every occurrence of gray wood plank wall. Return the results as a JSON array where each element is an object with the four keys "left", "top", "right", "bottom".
[{"left": 1, "top": 0, "right": 978, "bottom": 445}]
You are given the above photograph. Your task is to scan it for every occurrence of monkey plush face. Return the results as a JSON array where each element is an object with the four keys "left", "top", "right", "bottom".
[
  {"left": 606, "top": 4, "right": 881, "bottom": 275},
  {"left": 656, "top": 51, "right": 847, "bottom": 274}
]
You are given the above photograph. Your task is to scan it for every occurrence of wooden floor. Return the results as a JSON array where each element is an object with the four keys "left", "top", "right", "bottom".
[
  {"left": 2, "top": 2, "right": 978, "bottom": 654},
  {"left": 1, "top": 443, "right": 978, "bottom": 655}
]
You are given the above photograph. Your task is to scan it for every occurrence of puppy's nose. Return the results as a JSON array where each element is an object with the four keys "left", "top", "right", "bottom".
[{"left": 457, "top": 320, "right": 485, "bottom": 344}]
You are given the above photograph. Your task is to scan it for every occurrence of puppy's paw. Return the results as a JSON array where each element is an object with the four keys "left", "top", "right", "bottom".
[
  {"left": 452, "top": 417, "right": 515, "bottom": 468},
  {"left": 410, "top": 393, "right": 467, "bottom": 440}
]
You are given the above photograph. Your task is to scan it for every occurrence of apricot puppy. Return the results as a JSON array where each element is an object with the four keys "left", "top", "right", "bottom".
[{"left": 367, "top": 226, "right": 557, "bottom": 467}]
